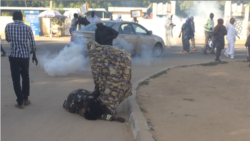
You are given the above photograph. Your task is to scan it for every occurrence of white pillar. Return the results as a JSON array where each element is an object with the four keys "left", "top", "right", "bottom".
[
  {"left": 243, "top": 4, "right": 249, "bottom": 39},
  {"left": 224, "top": 1, "right": 232, "bottom": 24},
  {"left": 153, "top": 3, "right": 157, "bottom": 19},
  {"left": 170, "top": 1, "right": 176, "bottom": 15}
]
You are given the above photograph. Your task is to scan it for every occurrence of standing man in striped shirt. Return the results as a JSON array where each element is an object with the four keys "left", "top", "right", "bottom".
[{"left": 5, "top": 11, "right": 38, "bottom": 109}]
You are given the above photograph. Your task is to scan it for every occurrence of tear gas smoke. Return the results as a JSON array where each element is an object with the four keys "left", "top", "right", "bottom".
[
  {"left": 113, "top": 37, "right": 156, "bottom": 66},
  {"left": 38, "top": 37, "right": 88, "bottom": 77},
  {"left": 140, "top": 1, "right": 223, "bottom": 46}
]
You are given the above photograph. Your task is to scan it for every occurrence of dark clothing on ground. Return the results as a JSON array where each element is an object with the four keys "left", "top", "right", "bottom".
[
  {"left": 63, "top": 89, "right": 100, "bottom": 113},
  {"left": 1, "top": 44, "right": 5, "bottom": 52},
  {"left": 181, "top": 20, "right": 194, "bottom": 52},
  {"left": 95, "top": 26, "right": 118, "bottom": 46},
  {"left": 9, "top": 57, "right": 30, "bottom": 105},
  {"left": 203, "top": 31, "right": 214, "bottom": 53}
]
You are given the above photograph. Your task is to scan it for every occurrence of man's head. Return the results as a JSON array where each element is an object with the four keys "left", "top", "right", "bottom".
[
  {"left": 91, "top": 11, "right": 95, "bottom": 17},
  {"left": 74, "top": 13, "right": 78, "bottom": 19},
  {"left": 95, "top": 18, "right": 104, "bottom": 29},
  {"left": 169, "top": 14, "right": 173, "bottom": 20},
  {"left": 13, "top": 11, "right": 23, "bottom": 21},
  {"left": 210, "top": 13, "right": 214, "bottom": 19},
  {"left": 230, "top": 18, "right": 235, "bottom": 25},
  {"left": 190, "top": 16, "right": 194, "bottom": 21}
]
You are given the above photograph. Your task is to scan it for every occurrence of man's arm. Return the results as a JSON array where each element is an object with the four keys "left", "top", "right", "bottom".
[
  {"left": 28, "top": 27, "right": 38, "bottom": 65},
  {"left": 5, "top": 25, "right": 10, "bottom": 42},
  {"left": 107, "top": 28, "right": 118, "bottom": 40}
]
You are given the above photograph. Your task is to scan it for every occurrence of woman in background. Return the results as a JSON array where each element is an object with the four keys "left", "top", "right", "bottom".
[
  {"left": 179, "top": 18, "right": 194, "bottom": 54},
  {"left": 213, "top": 18, "right": 227, "bottom": 62}
]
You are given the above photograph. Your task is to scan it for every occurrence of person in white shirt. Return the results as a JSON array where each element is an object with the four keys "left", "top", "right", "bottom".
[
  {"left": 70, "top": 13, "right": 78, "bottom": 34},
  {"left": 87, "top": 11, "right": 100, "bottom": 24},
  {"left": 224, "top": 18, "right": 240, "bottom": 59},
  {"left": 116, "top": 15, "right": 122, "bottom": 21},
  {"left": 165, "top": 15, "right": 175, "bottom": 48}
]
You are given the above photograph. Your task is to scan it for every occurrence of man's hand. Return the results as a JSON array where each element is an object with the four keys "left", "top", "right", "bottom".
[
  {"left": 32, "top": 52, "right": 38, "bottom": 65},
  {"left": 179, "top": 34, "right": 181, "bottom": 38},
  {"left": 238, "top": 36, "right": 240, "bottom": 39}
]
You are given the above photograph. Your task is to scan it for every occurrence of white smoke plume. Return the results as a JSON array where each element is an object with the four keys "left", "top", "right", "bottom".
[
  {"left": 38, "top": 38, "right": 88, "bottom": 77},
  {"left": 140, "top": 1, "right": 223, "bottom": 46}
]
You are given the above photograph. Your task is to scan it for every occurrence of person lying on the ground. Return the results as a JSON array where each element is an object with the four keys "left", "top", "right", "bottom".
[
  {"left": 94, "top": 18, "right": 118, "bottom": 46},
  {"left": 63, "top": 88, "right": 125, "bottom": 122}
]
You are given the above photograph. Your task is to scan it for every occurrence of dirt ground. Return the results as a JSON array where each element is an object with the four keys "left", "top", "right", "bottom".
[{"left": 137, "top": 61, "right": 250, "bottom": 141}]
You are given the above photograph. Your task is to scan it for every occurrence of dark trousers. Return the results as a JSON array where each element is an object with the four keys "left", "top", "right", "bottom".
[
  {"left": 203, "top": 31, "right": 213, "bottom": 53},
  {"left": 216, "top": 48, "right": 223, "bottom": 56},
  {"left": 9, "top": 57, "right": 30, "bottom": 105},
  {"left": 247, "top": 47, "right": 250, "bottom": 60},
  {"left": 1, "top": 44, "right": 5, "bottom": 52}
]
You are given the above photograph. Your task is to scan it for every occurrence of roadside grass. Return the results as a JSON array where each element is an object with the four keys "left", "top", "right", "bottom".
[
  {"left": 149, "top": 70, "right": 167, "bottom": 79},
  {"left": 201, "top": 61, "right": 228, "bottom": 66}
]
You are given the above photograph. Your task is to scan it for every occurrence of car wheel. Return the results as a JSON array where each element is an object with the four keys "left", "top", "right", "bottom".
[{"left": 152, "top": 43, "right": 163, "bottom": 57}]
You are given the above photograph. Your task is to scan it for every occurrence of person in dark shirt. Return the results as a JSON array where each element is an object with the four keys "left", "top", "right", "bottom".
[
  {"left": 94, "top": 19, "right": 118, "bottom": 46},
  {"left": 78, "top": 15, "right": 90, "bottom": 29}
]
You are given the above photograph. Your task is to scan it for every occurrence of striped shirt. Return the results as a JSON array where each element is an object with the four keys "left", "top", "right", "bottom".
[{"left": 5, "top": 20, "right": 36, "bottom": 58}]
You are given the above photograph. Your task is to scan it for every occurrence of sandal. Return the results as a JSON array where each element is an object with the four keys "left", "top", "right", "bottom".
[
  {"left": 192, "top": 48, "right": 197, "bottom": 51},
  {"left": 15, "top": 104, "right": 24, "bottom": 109},
  {"left": 24, "top": 100, "right": 31, "bottom": 106},
  {"left": 180, "top": 51, "right": 186, "bottom": 54}
]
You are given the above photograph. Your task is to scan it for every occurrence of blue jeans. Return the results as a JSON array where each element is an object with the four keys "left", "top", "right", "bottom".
[{"left": 69, "top": 27, "right": 76, "bottom": 34}]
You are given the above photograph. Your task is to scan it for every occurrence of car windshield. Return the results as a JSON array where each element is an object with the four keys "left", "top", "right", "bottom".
[{"left": 81, "top": 22, "right": 114, "bottom": 31}]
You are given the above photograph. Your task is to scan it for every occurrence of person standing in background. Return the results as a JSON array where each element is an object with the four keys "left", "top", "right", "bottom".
[
  {"left": 116, "top": 15, "right": 122, "bottom": 21},
  {"left": 246, "top": 21, "right": 250, "bottom": 62},
  {"left": 165, "top": 15, "right": 175, "bottom": 48},
  {"left": 224, "top": 18, "right": 240, "bottom": 59},
  {"left": 213, "top": 19, "right": 227, "bottom": 62},
  {"left": 1, "top": 35, "right": 7, "bottom": 57},
  {"left": 179, "top": 18, "right": 194, "bottom": 54},
  {"left": 87, "top": 11, "right": 100, "bottom": 24},
  {"left": 132, "top": 17, "right": 138, "bottom": 23},
  {"left": 5, "top": 11, "right": 38, "bottom": 109},
  {"left": 190, "top": 16, "right": 197, "bottom": 51},
  {"left": 203, "top": 13, "right": 214, "bottom": 54},
  {"left": 70, "top": 13, "right": 78, "bottom": 34},
  {"left": 109, "top": 15, "right": 113, "bottom": 20}
]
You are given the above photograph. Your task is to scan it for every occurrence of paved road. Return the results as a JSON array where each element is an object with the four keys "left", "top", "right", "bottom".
[{"left": 1, "top": 40, "right": 248, "bottom": 141}]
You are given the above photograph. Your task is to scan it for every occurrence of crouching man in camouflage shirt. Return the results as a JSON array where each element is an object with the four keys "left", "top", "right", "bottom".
[{"left": 63, "top": 87, "right": 125, "bottom": 122}]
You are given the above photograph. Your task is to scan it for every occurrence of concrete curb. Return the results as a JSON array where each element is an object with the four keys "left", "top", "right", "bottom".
[
  {"left": 125, "top": 61, "right": 226, "bottom": 141},
  {"left": 126, "top": 65, "right": 176, "bottom": 141}
]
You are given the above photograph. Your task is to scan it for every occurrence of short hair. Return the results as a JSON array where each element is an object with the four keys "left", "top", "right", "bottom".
[
  {"left": 210, "top": 13, "right": 214, "bottom": 16},
  {"left": 74, "top": 13, "right": 78, "bottom": 18},
  {"left": 13, "top": 11, "right": 23, "bottom": 21}
]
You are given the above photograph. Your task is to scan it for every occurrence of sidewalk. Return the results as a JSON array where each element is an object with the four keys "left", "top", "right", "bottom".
[{"left": 34, "top": 36, "right": 71, "bottom": 42}]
